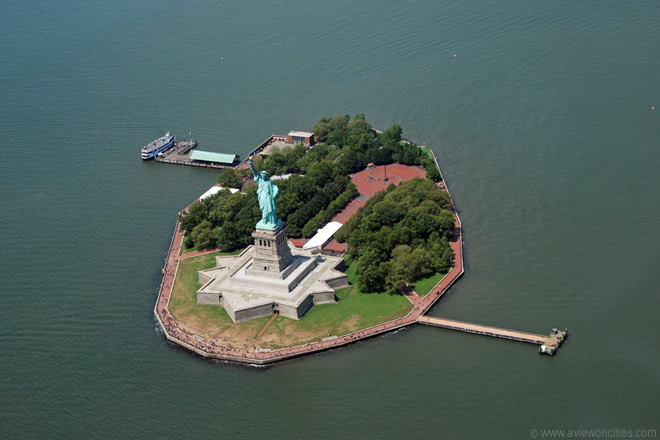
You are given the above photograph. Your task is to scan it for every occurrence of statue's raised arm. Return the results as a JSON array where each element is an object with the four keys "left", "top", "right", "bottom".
[{"left": 248, "top": 159, "right": 260, "bottom": 182}]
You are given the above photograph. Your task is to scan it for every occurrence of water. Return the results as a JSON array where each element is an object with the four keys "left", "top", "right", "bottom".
[{"left": 1, "top": 1, "right": 659, "bottom": 438}]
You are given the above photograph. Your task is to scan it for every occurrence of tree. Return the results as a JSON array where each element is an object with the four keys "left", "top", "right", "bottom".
[
  {"left": 402, "top": 149, "right": 417, "bottom": 166},
  {"left": 392, "top": 244, "right": 414, "bottom": 279},
  {"left": 374, "top": 202, "right": 404, "bottom": 227},
  {"left": 313, "top": 120, "right": 331, "bottom": 142},
  {"left": 236, "top": 218, "right": 257, "bottom": 247},
  {"left": 307, "top": 162, "right": 335, "bottom": 188},
  {"left": 437, "top": 215, "right": 455, "bottom": 240},
  {"left": 386, "top": 262, "right": 408, "bottom": 292},
  {"left": 250, "top": 154, "right": 265, "bottom": 172},
  {"left": 409, "top": 248, "right": 434, "bottom": 280},
  {"left": 388, "top": 224, "right": 414, "bottom": 250},
  {"left": 380, "top": 124, "right": 402, "bottom": 146},
  {"left": 178, "top": 201, "right": 206, "bottom": 234},
  {"left": 217, "top": 167, "right": 243, "bottom": 189},
  {"left": 276, "top": 191, "right": 304, "bottom": 221},
  {"left": 357, "top": 248, "right": 387, "bottom": 293},
  {"left": 191, "top": 220, "right": 214, "bottom": 249},
  {"left": 424, "top": 161, "right": 441, "bottom": 181},
  {"left": 368, "top": 147, "right": 393, "bottom": 165},
  {"left": 302, "top": 213, "right": 324, "bottom": 238},
  {"left": 265, "top": 151, "right": 288, "bottom": 174},
  {"left": 327, "top": 129, "right": 347, "bottom": 147},
  {"left": 215, "top": 223, "right": 241, "bottom": 251},
  {"left": 440, "top": 238, "right": 452, "bottom": 271},
  {"left": 338, "top": 149, "right": 366, "bottom": 174},
  {"left": 286, "top": 209, "right": 310, "bottom": 237},
  {"left": 328, "top": 114, "right": 350, "bottom": 131}
]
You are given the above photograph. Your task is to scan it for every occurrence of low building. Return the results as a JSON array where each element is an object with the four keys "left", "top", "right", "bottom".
[
  {"left": 286, "top": 131, "right": 315, "bottom": 146},
  {"left": 199, "top": 185, "right": 240, "bottom": 201},
  {"left": 303, "top": 221, "right": 343, "bottom": 251},
  {"left": 190, "top": 150, "right": 239, "bottom": 166}
]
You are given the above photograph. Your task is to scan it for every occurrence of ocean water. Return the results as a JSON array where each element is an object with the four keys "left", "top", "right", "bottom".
[{"left": 1, "top": 1, "right": 658, "bottom": 438}]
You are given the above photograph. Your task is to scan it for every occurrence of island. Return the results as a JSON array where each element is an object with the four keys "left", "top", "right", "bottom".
[{"left": 153, "top": 114, "right": 565, "bottom": 365}]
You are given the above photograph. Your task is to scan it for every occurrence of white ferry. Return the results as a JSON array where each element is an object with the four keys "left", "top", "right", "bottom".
[{"left": 141, "top": 132, "right": 176, "bottom": 160}]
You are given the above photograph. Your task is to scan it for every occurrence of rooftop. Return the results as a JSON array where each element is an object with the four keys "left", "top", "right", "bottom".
[
  {"left": 303, "top": 221, "right": 343, "bottom": 250},
  {"left": 288, "top": 131, "right": 314, "bottom": 138},
  {"left": 199, "top": 185, "right": 239, "bottom": 201},
  {"left": 190, "top": 150, "right": 238, "bottom": 164}
]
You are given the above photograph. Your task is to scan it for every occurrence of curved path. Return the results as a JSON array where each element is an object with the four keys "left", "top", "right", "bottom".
[{"left": 153, "top": 159, "right": 464, "bottom": 365}]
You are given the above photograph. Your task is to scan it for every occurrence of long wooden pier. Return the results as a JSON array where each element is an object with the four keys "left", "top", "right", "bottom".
[{"left": 418, "top": 316, "right": 567, "bottom": 355}]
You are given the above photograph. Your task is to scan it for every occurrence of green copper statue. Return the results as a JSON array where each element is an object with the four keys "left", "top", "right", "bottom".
[{"left": 249, "top": 159, "right": 282, "bottom": 230}]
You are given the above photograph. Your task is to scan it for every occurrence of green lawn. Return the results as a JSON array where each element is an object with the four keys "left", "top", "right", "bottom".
[
  {"left": 258, "top": 260, "right": 412, "bottom": 349},
  {"left": 167, "top": 250, "right": 270, "bottom": 347},
  {"left": 181, "top": 244, "right": 244, "bottom": 255},
  {"left": 181, "top": 244, "right": 200, "bottom": 254},
  {"left": 419, "top": 145, "right": 434, "bottom": 160},
  {"left": 167, "top": 251, "right": 233, "bottom": 324},
  {"left": 167, "top": 254, "right": 412, "bottom": 350},
  {"left": 344, "top": 258, "right": 359, "bottom": 284},
  {"left": 409, "top": 271, "right": 447, "bottom": 296}
]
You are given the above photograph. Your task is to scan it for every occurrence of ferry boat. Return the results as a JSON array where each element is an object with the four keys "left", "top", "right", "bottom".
[{"left": 141, "top": 132, "right": 176, "bottom": 160}]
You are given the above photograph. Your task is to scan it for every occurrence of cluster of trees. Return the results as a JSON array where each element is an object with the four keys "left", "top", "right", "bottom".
[
  {"left": 312, "top": 114, "right": 442, "bottom": 181},
  {"left": 178, "top": 160, "right": 358, "bottom": 249},
  {"left": 269, "top": 163, "right": 357, "bottom": 238},
  {"left": 178, "top": 114, "right": 444, "bottom": 252},
  {"left": 178, "top": 188, "right": 261, "bottom": 251},
  {"left": 217, "top": 167, "right": 247, "bottom": 189},
  {"left": 334, "top": 178, "right": 454, "bottom": 293},
  {"left": 251, "top": 114, "right": 441, "bottom": 180}
]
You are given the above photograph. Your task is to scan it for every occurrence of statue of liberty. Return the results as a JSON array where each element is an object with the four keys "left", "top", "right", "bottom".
[{"left": 249, "top": 159, "right": 282, "bottom": 230}]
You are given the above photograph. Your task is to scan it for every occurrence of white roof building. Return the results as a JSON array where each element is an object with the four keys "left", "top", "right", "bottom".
[
  {"left": 303, "top": 221, "right": 344, "bottom": 250},
  {"left": 199, "top": 185, "right": 239, "bottom": 201},
  {"left": 287, "top": 131, "right": 314, "bottom": 138}
]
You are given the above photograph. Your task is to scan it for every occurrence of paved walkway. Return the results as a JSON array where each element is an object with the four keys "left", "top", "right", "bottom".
[
  {"left": 249, "top": 313, "right": 278, "bottom": 348},
  {"left": 180, "top": 248, "right": 220, "bottom": 259},
  {"left": 350, "top": 164, "right": 426, "bottom": 198},
  {"left": 153, "top": 161, "right": 465, "bottom": 365}
]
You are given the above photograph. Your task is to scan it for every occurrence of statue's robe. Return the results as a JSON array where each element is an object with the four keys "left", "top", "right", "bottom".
[{"left": 255, "top": 175, "right": 278, "bottom": 224}]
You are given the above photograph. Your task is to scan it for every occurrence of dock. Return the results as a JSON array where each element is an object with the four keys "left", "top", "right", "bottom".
[
  {"left": 154, "top": 140, "right": 240, "bottom": 169},
  {"left": 248, "top": 134, "right": 289, "bottom": 158},
  {"left": 150, "top": 131, "right": 310, "bottom": 169},
  {"left": 418, "top": 316, "right": 567, "bottom": 355}
]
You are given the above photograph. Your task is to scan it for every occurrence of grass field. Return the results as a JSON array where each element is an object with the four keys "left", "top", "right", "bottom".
[
  {"left": 257, "top": 260, "right": 412, "bottom": 349},
  {"left": 181, "top": 244, "right": 200, "bottom": 254},
  {"left": 409, "top": 271, "right": 447, "bottom": 296},
  {"left": 167, "top": 250, "right": 271, "bottom": 349},
  {"left": 167, "top": 253, "right": 412, "bottom": 350},
  {"left": 419, "top": 145, "right": 434, "bottom": 160}
]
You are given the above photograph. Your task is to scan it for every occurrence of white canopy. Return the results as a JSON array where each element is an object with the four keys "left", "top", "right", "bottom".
[
  {"left": 303, "top": 221, "right": 343, "bottom": 250},
  {"left": 199, "top": 185, "right": 239, "bottom": 201}
]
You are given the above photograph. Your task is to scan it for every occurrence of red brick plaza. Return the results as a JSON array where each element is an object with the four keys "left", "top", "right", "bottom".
[
  {"left": 153, "top": 161, "right": 464, "bottom": 365},
  {"left": 324, "top": 163, "right": 427, "bottom": 254}
]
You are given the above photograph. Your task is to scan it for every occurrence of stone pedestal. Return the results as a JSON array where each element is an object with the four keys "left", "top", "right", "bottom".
[
  {"left": 196, "top": 223, "right": 349, "bottom": 323},
  {"left": 245, "top": 224, "right": 296, "bottom": 279}
]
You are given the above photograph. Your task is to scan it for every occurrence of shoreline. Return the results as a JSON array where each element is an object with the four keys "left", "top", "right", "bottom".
[{"left": 153, "top": 146, "right": 465, "bottom": 365}]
